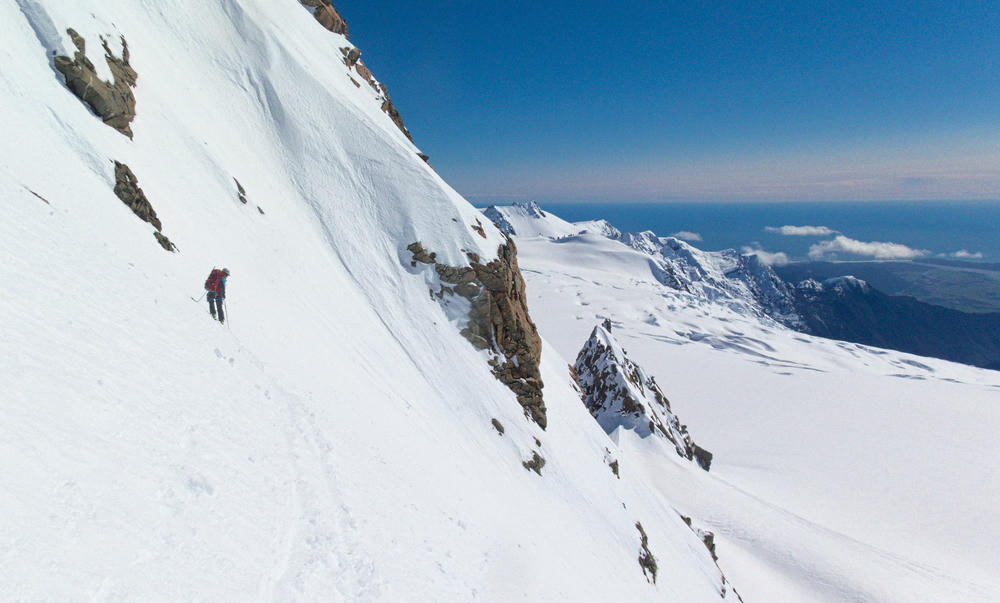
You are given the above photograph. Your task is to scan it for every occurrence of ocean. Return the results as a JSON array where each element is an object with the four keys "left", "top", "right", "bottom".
[{"left": 544, "top": 201, "right": 1000, "bottom": 263}]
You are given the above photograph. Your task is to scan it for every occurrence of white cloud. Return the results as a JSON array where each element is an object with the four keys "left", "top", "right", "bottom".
[
  {"left": 765, "top": 225, "right": 838, "bottom": 236},
  {"left": 741, "top": 245, "right": 790, "bottom": 266},
  {"left": 808, "top": 236, "right": 929, "bottom": 260},
  {"left": 671, "top": 230, "right": 702, "bottom": 242},
  {"left": 948, "top": 249, "right": 984, "bottom": 259}
]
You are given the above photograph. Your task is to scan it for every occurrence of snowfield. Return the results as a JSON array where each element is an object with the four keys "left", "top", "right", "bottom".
[
  {"left": 2, "top": 1, "right": 732, "bottom": 600},
  {"left": 3, "top": 0, "right": 997, "bottom": 600},
  {"left": 497, "top": 204, "right": 1000, "bottom": 602}
]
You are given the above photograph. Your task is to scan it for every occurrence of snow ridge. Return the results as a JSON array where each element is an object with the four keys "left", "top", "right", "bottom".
[{"left": 480, "top": 204, "right": 802, "bottom": 326}]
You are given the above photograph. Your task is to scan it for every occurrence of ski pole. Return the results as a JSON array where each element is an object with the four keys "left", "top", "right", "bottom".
[
  {"left": 191, "top": 291, "right": 207, "bottom": 302},
  {"left": 224, "top": 299, "right": 231, "bottom": 328}
]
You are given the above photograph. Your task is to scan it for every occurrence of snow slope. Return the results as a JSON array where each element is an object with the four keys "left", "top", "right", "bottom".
[
  {"left": 1, "top": 1, "right": 732, "bottom": 600},
  {"left": 503, "top": 204, "right": 1000, "bottom": 602}
]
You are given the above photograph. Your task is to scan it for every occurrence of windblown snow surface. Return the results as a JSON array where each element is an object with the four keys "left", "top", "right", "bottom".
[
  {"left": 1, "top": 1, "right": 735, "bottom": 600},
  {"left": 492, "top": 204, "right": 1000, "bottom": 602}
]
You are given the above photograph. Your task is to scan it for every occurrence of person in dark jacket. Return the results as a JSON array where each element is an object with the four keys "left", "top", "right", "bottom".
[{"left": 205, "top": 267, "right": 230, "bottom": 323}]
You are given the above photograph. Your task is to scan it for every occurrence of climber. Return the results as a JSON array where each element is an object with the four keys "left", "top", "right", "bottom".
[{"left": 204, "top": 267, "right": 230, "bottom": 323}]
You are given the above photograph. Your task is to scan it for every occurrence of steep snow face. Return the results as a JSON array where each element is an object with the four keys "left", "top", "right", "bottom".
[
  {"left": 1, "top": 1, "right": 736, "bottom": 600},
  {"left": 574, "top": 322, "right": 712, "bottom": 470},
  {"left": 509, "top": 205, "right": 1000, "bottom": 602}
]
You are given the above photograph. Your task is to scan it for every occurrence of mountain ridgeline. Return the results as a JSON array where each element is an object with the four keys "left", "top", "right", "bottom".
[
  {"left": 2, "top": 1, "right": 749, "bottom": 598},
  {"left": 790, "top": 277, "right": 1000, "bottom": 371},
  {"left": 484, "top": 201, "right": 1000, "bottom": 371}
]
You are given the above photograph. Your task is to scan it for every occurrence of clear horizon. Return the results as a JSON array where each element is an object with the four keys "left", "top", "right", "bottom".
[{"left": 338, "top": 1, "right": 1000, "bottom": 203}]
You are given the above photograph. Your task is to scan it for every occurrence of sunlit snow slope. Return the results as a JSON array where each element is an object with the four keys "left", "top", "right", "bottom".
[
  {"left": 500, "top": 204, "right": 1000, "bottom": 602},
  {"left": 1, "top": 1, "right": 730, "bottom": 600}
]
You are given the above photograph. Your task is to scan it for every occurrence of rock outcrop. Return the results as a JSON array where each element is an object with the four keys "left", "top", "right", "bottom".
[
  {"left": 54, "top": 30, "right": 137, "bottom": 138},
  {"left": 574, "top": 322, "right": 711, "bottom": 470},
  {"left": 680, "top": 515, "right": 744, "bottom": 601},
  {"left": 522, "top": 451, "right": 545, "bottom": 475},
  {"left": 298, "top": 0, "right": 415, "bottom": 143},
  {"left": 635, "top": 522, "right": 658, "bottom": 583},
  {"left": 299, "top": 0, "right": 348, "bottom": 36},
  {"left": 408, "top": 239, "right": 546, "bottom": 429},
  {"left": 405, "top": 241, "right": 436, "bottom": 265},
  {"left": 380, "top": 94, "right": 412, "bottom": 141},
  {"left": 338, "top": 46, "right": 415, "bottom": 142},
  {"left": 234, "top": 178, "right": 248, "bottom": 204},
  {"left": 113, "top": 162, "right": 175, "bottom": 252}
]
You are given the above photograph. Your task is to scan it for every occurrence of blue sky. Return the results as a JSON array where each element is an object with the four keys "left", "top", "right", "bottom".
[{"left": 337, "top": 1, "right": 1000, "bottom": 203}]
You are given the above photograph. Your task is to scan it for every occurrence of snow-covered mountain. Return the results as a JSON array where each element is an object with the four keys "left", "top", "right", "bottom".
[
  {"left": 3, "top": 1, "right": 998, "bottom": 600},
  {"left": 791, "top": 275, "right": 1000, "bottom": 369},
  {"left": 484, "top": 203, "right": 801, "bottom": 326},
  {"left": 482, "top": 200, "right": 620, "bottom": 239},
  {"left": 484, "top": 204, "right": 1000, "bottom": 370},
  {"left": 487, "top": 202, "right": 1000, "bottom": 601},
  {"left": 2, "top": 1, "right": 739, "bottom": 600}
]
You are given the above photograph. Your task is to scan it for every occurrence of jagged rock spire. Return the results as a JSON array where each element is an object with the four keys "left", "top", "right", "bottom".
[{"left": 573, "top": 323, "right": 712, "bottom": 470}]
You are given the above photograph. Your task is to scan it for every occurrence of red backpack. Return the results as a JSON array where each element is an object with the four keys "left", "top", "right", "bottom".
[{"left": 204, "top": 269, "right": 224, "bottom": 293}]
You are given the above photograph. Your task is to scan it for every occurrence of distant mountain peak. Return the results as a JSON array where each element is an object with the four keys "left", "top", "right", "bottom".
[{"left": 512, "top": 200, "right": 546, "bottom": 217}]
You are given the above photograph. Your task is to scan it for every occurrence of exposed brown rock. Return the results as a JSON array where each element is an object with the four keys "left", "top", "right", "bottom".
[
  {"left": 381, "top": 94, "right": 413, "bottom": 141},
  {"left": 491, "top": 418, "right": 505, "bottom": 436},
  {"left": 408, "top": 239, "right": 546, "bottom": 428},
  {"left": 471, "top": 219, "right": 487, "bottom": 239},
  {"left": 113, "top": 161, "right": 175, "bottom": 252},
  {"left": 406, "top": 242, "right": 436, "bottom": 266},
  {"left": 114, "top": 162, "right": 161, "bottom": 231},
  {"left": 465, "top": 240, "right": 546, "bottom": 428},
  {"left": 355, "top": 60, "right": 375, "bottom": 86},
  {"left": 692, "top": 444, "right": 713, "bottom": 471},
  {"left": 299, "top": 0, "right": 348, "bottom": 36},
  {"left": 153, "top": 231, "right": 176, "bottom": 252},
  {"left": 234, "top": 178, "right": 248, "bottom": 204},
  {"left": 330, "top": 28, "right": 415, "bottom": 142},
  {"left": 679, "top": 513, "right": 741, "bottom": 599},
  {"left": 54, "top": 30, "right": 137, "bottom": 138},
  {"left": 342, "top": 47, "right": 361, "bottom": 68},
  {"left": 522, "top": 451, "right": 546, "bottom": 475},
  {"left": 636, "top": 522, "right": 658, "bottom": 584}
]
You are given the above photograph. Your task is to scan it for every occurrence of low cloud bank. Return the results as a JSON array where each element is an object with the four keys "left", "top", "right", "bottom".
[
  {"left": 741, "top": 245, "right": 790, "bottom": 266},
  {"left": 765, "top": 225, "right": 837, "bottom": 236},
  {"left": 947, "top": 249, "right": 985, "bottom": 259},
  {"left": 808, "top": 236, "right": 929, "bottom": 260},
  {"left": 671, "top": 230, "right": 703, "bottom": 242}
]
